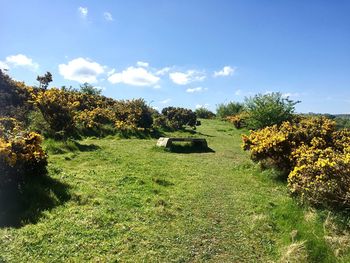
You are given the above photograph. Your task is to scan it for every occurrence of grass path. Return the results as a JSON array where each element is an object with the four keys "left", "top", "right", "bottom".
[{"left": 0, "top": 119, "right": 347, "bottom": 262}]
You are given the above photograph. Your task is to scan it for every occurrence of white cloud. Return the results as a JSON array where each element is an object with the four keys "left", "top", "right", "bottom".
[
  {"left": 78, "top": 7, "right": 88, "bottom": 18},
  {"left": 3, "top": 54, "right": 39, "bottom": 70},
  {"left": 153, "top": 84, "right": 161, "bottom": 89},
  {"left": 186, "top": 87, "right": 207, "bottom": 93},
  {"left": 214, "top": 66, "right": 235, "bottom": 77},
  {"left": 136, "top": 61, "right": 149, "bottom": 67},
  {"left": 58, "top": 57, "right": 104, "bottom": 83},
  {"left": 235, "top": 89, "right": 242, "bottom": 96},
  {"left": 107, "top": 68, "right": 115, "bottom": 76},
  {"left": 103, "top": 12, "right": 113, "bottom": 21},
  {"left": 156, "top": 67, "right": 171, "bottom": 76},
  {"left": 108, "top": 66, "right": 159, "bottom": 86},
  {"left": 169, "top": 70, "right": 206, "bottom": 85},
  {"left": 160, "top": 98, "right": 171, "bottom": 104}
]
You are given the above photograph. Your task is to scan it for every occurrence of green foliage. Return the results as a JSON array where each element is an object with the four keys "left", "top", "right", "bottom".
[
  {"left": 36, "top": 71, "right": 52, "bottom": 90},
  {"left": 161, "top": 106, "right": 197, "bottom": 130},
  {"left": 244, "top": 92, "right": 299, "bottom": 130},
  {"left": 216, "top": 101, "right": 244, "bottom": 118},
  {"left": 334, "top": 116, "right": 350, "bottom": 130},
  {"left": 79, "top": 82, "right": 102, "bottom": 96},
  {"left": 27, "top": 109, "right": 53, "bottom": 137},
  {"left": 195, "top": 107, "right": 216, "bottom": 119}
]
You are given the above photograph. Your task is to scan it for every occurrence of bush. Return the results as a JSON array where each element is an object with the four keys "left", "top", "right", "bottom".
[
  {"left": 0, "top": 70, "right": 33, "bottom": 122},
  {"left": 288, "top": 145, "right": 350, "bottom": 209},
  {"left": 161, "top": 107, "right": 197, "bottom": 130},
  {"left": 226, "top": 112, "right": 249, "bottom": 129},
  {"left": 113, "top": 99, "right": 153, "bottom": 131},
  {"left": 216, "top": 102, "right": 243, "bottom": 118},
  {"left": 33, "top": 88, "right": 76, "bottom": 138},
  {"left": 242, "top": 117, "right": 336, "bottom": 172},
  {"left": 244, "top": 92, "right": 299, "bottom": 130},
  {"left": 195, "top": 107, "right": 215, "bottom": 119},
  {"left": 243, "top": 116, "right": 350, "bottom": 209},
  {"left": 0, "top": 118, "right": 47, "bottom": 186}
]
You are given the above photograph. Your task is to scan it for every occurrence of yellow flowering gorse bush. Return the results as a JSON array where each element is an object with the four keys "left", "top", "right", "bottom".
[
  {"left": 242, "top": 116, "right": 350, "bottom": 208},
  {"left": 0, "top": 118, "right": 47, "bottom": 185}
]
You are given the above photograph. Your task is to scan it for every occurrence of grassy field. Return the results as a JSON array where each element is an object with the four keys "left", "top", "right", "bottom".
[{"left": 1, "top": 119, "right": 349, "bottom": 262}]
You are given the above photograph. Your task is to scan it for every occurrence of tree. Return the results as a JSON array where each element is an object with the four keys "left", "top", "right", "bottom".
[
  {"left": 195, "top": 107, "right": 216, "bottom": 119},
  {"left": 79, "top": 82, "right": 102, "bottom": 96},
  {"left": 36, "top": 71, "right": 53, "bottom": 90},
  {"left": 244, "top": 92, "right": 300, "bottom": 130},
  {"left": 216, "top": 102, "right": 244, "bottom": 118}
]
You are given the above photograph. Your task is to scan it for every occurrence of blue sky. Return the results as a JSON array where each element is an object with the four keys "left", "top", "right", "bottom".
[{"left": 1, "top": 0, "right": 350, "bottom": 113}]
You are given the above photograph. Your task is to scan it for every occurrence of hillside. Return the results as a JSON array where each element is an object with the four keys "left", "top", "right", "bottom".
[{"left": 1, "top": 119, "right": 349, "bottom": 262}]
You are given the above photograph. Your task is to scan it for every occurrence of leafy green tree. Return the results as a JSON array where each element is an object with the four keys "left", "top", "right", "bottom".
[
  {"left": 244, "top": 92, "right": 299, "bottom": 130},
  {"left": 36, "top": 71, "right": 53, "bottom": 90},
  {"left": 195, "top": 107, "right": 216, "bottom": 119},
  {"left": 80, "top": 82, "right": 102, "bottom": 96},
  {"left": 216, "top": 101, "right": 244, "bottom": 118}
]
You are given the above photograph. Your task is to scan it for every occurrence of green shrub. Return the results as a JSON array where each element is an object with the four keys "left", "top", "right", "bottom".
[
  {"left": 216, "top": 102, "right": 243, "bottom": 118},
  {"left": 244, "top": 92, "right": 299, "bottom": 130},
  {"left": 195, "top": 107, "right": 216, "bottom": 119}
]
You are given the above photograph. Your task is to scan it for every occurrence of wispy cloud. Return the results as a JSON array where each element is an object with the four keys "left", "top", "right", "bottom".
[
  {"left": 160, "top": 98, "right": 171, "bottom": 104},
  {"left": 58, "top": 57, "right": 104, "bottom": 83},
  {"left": 156, "top": 67, "right": 171, "bottom": 76},
  {"left": 214, "top": 66, "right": 235, "bottom": 77},
  {"left": 103, "top": 12, "right": 114, "bottom": 21},
  {"left": 78, "top": 7, "right": 88, "bottom": 18},
  {"left": 136, "top": 61, "right": 149, "bottom": 67},
  {"left": 169, "top": 70, "right": 206, "bottom": 85},
  {"left": 186, "top": 87, "right": 207, "bottom": 93}
]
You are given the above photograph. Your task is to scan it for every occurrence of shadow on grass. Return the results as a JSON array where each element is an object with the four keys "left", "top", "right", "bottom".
[
  {"left": 196, "top": 131, "right": 215, "bottom": 138},
  {"left": 117, "top": 129, "right": 165, "bottom": 139},
  {"left": 0, "top": 175, "right": 70, "bottom": 228},
  {"left": 168, "top": 142, "right": 215, "bottom": 154},
  {"left": 74, "top": 141, "right": 100, "bottom": 152}
]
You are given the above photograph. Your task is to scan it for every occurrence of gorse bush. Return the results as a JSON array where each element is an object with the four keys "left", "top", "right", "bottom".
[
  {"left": 161, "top": 107, "right": 197, "bottom": 130},
  {"left": 226, "top": 112, "right": 249, "bottom": 129},
  {"left": 216, "top": 102, "right": 244, "bottom": 118},
  {"left": 0, "top": 70, "right": 33, "bottom": 122},
  {"left": 244, "top": 92, "right": 299, "bottom": 130},
  {"left": 31, "top": 87, "right": 154, "bottom": 137},
  {"left": 242, "top": 117, "right": 335, "bottom": 172},
  {"left": 289, "top": 145, "right": 350, "bottom": 209},
  {"left": 242, "top": 116, "right": 350, "bottom": 209},
  {"left": 33, "top": 88, "right": 76, "bottom": 138},
  {"left": 0, "top": 118, "right": 47, "bottom": 186}
]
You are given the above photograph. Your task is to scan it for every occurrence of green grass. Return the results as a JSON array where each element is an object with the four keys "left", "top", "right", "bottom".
[{"left": 1, "top": 119, "right": 349, "bottom": 262}]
